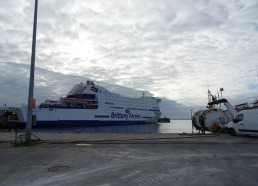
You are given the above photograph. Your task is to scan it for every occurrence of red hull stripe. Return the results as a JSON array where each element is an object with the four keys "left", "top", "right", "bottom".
[{"left": 95, "top": 115, "right": 110, "bottom": 118}]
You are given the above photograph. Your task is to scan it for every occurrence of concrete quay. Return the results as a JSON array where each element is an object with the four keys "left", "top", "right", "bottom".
[{"left": 0, "top": 132, "right": 258, "bottom": 186}]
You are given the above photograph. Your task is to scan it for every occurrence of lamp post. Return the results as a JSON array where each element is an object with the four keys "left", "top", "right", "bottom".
[
  {"left": 191, "top": 110, "right": 193, "bottom": 133},
  {"left": 25, "top": 0, "right": 38, "bottom": 143}
]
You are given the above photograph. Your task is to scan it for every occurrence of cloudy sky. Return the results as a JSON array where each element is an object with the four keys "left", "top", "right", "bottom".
[{"left": 0, "top": 0, "right": 258, "bottom": 118}]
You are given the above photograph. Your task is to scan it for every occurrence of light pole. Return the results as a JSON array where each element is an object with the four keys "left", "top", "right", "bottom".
[{"left": 25, "top": 0, "right": 38, "bottom": 143}]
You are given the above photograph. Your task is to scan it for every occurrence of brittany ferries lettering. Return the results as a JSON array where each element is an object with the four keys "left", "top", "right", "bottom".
[{"left": 111, "top": 111, "right": 141, "bottom": 120}]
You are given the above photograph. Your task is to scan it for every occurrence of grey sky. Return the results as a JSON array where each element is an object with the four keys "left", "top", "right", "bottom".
[{"left": 0, "top": 0, "right": 258, "bottom": 118}]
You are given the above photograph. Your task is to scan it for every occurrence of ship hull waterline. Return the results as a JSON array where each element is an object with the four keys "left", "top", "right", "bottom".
[{"left": 13, "top": 119, "right": 158, "bottom": 128}]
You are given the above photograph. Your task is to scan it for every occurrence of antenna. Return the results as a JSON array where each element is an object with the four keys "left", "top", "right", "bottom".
[
  {"left": 208, "top": 89, "right": 211, "bottom": 103},
  {"left": 207, "top": 76, "right": 211, "bottom": 104},
  {"left": 207, "top": 75, "right": 210, "bottom": 90}
]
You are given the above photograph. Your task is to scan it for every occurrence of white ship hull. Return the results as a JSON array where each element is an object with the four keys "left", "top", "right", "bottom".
[{"left": 15, "top": 106, "right": 160, "bottom": 127}]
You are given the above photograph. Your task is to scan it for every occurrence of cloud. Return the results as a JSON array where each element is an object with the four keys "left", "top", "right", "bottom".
[{"left": 0, "top": 0, "right": 258, "bottom": 118}]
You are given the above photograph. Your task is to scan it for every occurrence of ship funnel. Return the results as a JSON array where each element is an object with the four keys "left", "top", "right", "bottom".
[{"left": 67, "top": 83, "right": 85, "bottom": 96}]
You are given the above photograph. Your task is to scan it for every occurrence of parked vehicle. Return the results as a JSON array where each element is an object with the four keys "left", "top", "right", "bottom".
[{"left": 227, "top": 109, "right": 258, "bottom": 136}]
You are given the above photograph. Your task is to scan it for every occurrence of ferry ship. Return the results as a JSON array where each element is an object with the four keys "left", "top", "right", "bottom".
[{"left": 8, "top": 80, "right": 161, "bottom": 128}]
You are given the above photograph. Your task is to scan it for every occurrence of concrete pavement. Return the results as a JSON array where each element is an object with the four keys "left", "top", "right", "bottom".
[{"left": 0, "top": 132, "right": 258, "bottom": 186}]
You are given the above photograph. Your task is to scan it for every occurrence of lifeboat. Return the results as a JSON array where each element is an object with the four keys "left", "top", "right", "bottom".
[
  {"left": 60, "top": 97, "right": 88, "bottom": 103},
  {"left": 45, "top": 99, "right": 58, "bottom": 103}
]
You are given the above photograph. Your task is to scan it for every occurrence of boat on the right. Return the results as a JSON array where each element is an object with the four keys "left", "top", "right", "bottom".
[{"left": 192, "top": 89, "right": 258, "bottom": 133}]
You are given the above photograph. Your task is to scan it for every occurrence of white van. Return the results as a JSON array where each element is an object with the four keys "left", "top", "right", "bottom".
[{"left": 227, "top": 109, "right": 258, "bottom": 136}]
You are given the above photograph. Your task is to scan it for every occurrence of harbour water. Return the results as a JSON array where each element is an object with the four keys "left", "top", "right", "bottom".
[
  {"left": 32, "top": 120, "right": 193, "bottom": 134},
  {"left": 158, "top": 120, "right": 193, "bottom": 133}
]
